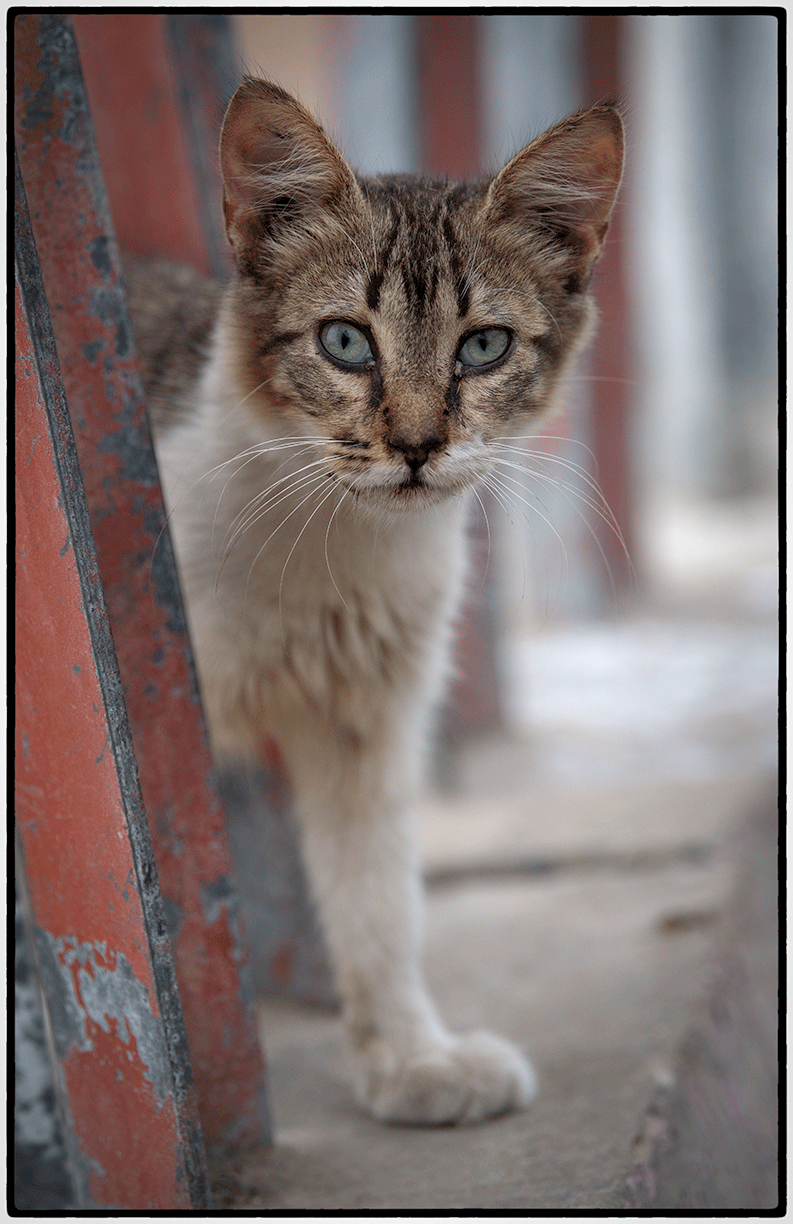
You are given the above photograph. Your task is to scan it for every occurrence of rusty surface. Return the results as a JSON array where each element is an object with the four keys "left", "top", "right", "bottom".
[
  {"left": 218, "top": 757, "right": 336, "bottom": 1007},
  {"left": 71, "top": 13, "right": 213, "bottom": 274},
  {"left": 14, "top": 12, "right": 269, "bottom": 1157},
  {"left": 15, "top": 161, "right": 208, "bottom": 1209}
]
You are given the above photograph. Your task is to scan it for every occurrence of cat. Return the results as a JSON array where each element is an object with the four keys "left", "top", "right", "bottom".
[{"left": 125, "top": 78, "right": 624, "bottom": 1126}]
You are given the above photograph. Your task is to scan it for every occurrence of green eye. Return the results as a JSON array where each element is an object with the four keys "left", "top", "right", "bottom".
[
  {"left": 458, "top": 327, "right": 511, "bottom": 368},
  {"left": 319, "top": 321, "right": 373, "bottom": 366}
]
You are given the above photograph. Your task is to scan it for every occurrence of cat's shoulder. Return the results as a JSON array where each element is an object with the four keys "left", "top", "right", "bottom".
[{"left": 124, "top": 259, "right": 224, "bottom": 433}]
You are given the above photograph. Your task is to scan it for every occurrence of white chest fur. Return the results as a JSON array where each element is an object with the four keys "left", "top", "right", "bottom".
[{"left": 154, "top": 355, "right": 471, "bottom": 761}]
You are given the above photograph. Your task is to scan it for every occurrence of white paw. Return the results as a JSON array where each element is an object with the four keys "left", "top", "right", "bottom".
[{"left": 355, "top": 1031, "right": 537, "bottom": 1125}]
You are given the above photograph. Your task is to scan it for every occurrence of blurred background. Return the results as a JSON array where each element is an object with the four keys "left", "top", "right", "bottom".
[{"left": 232, "top": 12, "right": 778, "bottom": 800}]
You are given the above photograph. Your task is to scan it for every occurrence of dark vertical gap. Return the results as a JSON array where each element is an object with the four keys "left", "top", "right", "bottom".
[{"left": 166, "top": 14, "right": 240, "bottom": 280}]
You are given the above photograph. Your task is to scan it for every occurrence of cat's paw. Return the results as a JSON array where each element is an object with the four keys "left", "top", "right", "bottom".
[{"left": 355, "top": 1031, "right": 537, "bottom": 1125}]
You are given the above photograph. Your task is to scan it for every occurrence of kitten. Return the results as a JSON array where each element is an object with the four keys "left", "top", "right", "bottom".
[{"left": 126, "top": 79, "right": 624, "bottom": 1125}]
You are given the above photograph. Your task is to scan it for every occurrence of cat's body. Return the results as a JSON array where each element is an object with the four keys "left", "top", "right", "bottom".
[{"left": 126, "top": 79, "right": 623, "bottom": 1125}]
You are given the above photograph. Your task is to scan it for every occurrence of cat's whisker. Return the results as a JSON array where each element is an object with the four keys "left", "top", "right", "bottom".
[
  {"left": 276, "top": 480, "right": 345, "bottom": 634},
  {"left": 222, "top": 462, "right": 331, "bottom": 559},
  {"left": 482, "top": 474, "right": 564, "bottom": 626},
  {"left": 495, "top": 444, "right": 610, "bottom": 518},
  {"left": 210, "top": 442, "right": 326, "bottom": 549},
  {"left": 496, "top": 431, "right": 598, "bottom": 464},
  {"left": 471, "top": 487, "right": 492, "bottom": 593},
  {"left": 346, "top": 231, "right": 370, "bottom": 281},
  {"left": 494, "top": 446, "right": 634, "bottom": 581},
  {"left": 223, "top": 375, "right": 276, "bottom": 418},
  {"left": 478, "top": 478, "right": 531, "bottom": 625},
  {"left": 216, "top": 462, "right": 332, "bottom": 579},
  {"left": 485, "top": 468, "right": 570, "bottom": 584},
  {"left": 324, "top": 485, "right": 353, "bottom": 616},
  {"left": 205, "top": 436, "right": 331, "bottom": 484},
  {"left": 459, "top": 236, "right": 483, "bottom": 300},
  {"left": 495, "top": 461, "right": 626, "bottom": 606},
  {"left": 486, "top": 287, "right": 563, "bottom": 342},
  {"left": 148, "top": 443, "right": 303, "bottom": 583},
  {"left": 535, "top": 299, "right": 563, "bottom": 341},
  {"left": 240, "top": 474, "right": 331, "bottom": 604}
]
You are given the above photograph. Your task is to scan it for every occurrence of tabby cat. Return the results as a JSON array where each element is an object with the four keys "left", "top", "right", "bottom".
[{"left": 126, "top": 79, "right": 624, "bottom": 1125}]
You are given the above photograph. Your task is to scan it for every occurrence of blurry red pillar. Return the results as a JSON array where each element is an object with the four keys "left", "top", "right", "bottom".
[
  {"left": 583, "top": 14, "right": 635, "bottom": 591},
  {"left": 416, "top": 15, "right": 481, "bottom": 180}
]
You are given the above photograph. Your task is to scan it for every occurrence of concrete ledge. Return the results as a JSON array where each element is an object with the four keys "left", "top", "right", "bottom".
[
  {"left": 211, "top": 772, "right": 778, "bottom": 1211},
  {"left": 623, "top": 788, "right": 779, "bottom": 1211}
]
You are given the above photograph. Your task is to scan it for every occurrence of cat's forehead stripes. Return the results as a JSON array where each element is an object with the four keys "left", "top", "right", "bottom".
[{"left": 361, "top": 180, "right": 478, "bottom": 321}]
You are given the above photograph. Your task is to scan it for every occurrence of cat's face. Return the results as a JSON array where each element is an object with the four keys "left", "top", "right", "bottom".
[{"left": 220, "top": 80, "right": 624, "bottom": 513}]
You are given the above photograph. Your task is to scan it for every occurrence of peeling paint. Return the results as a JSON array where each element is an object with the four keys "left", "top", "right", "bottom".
[
  {"left": 35, "top": 932, "right": 173, "bottom": 1099},
  {"left": 33, "top": 930, "right": 90, "bottom": 1059},
  {"left": 200, "top": 875, "right": 235, "bottom": 928},
  {"left": 200, "top": 877, "right": 247, "bottom": 969},
  {"left": 81, "top": 338, "right": 105, "bottom": 366},
  {"left": 87, "top": 234, "right": 111, "bottom": 281},
  {"left": 75, "top": 949, "right": 171, "bottom": 1098},
  {"left": 161, "top": 897, "right": 185, "bottom": 943}
]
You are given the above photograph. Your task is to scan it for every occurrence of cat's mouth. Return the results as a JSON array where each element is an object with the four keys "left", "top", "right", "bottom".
[
  {"left": 349, "top": 471, "right": 465, "bottom": 513},
  {"left": 398, "top": 471, "right": 428, "bottom": 493}
]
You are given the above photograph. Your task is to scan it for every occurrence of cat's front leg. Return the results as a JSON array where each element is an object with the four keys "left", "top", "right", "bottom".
[{"left": 284, "top": 719, "right": 537, "bottom": 1125}]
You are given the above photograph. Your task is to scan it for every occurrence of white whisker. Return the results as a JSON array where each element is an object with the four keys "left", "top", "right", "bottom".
[
  {"left": 486, "top": 469, "right": 569, "bottom": 578},
  {"left": 471, "top": 487, "right": 492, "bottom": 592},
  {"left": 481, "top": 473, "right": 560, "bottom": 625},
  {"left": 223, "top": 462, "right": 330, "bottom": 562},
  {"left": 277, "top": 480, "right": 345, "bottom": 634},
  {"left": 494, "top": 444, "right": 634, "bottom": 583},
  {"left": 242, "top": 475, "right": 331, "bottom": 604},
  {"left": 324, "top": 486, "right": 353, "bottom": 615}
]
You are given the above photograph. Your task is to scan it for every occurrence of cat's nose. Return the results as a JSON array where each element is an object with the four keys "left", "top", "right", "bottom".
[{"left": 387, "top": 430, "right": 444, "bottom": 474}]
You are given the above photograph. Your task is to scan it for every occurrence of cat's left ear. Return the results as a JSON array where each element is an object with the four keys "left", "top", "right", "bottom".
[
  {"left": 219, "top": 78, "right": 360, "bottom": 267},
  {"left": 485, "top": 106, "right": 625, "bottom": 286}
]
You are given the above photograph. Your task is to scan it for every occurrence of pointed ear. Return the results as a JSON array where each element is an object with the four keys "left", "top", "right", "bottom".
[
  {"left": 485, "top": 106, "right": 625, "bottom": 286},
  {"left": 219, "top": 78, "right": 360, "bottom": 266}
]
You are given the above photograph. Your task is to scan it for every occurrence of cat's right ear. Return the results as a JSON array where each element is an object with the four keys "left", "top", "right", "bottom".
[
  {"left": 219, "top": 79, "right": 359, "bottom": 267},
  {"left": 484, "top": 105, "right": 625, "bottom": 288}
]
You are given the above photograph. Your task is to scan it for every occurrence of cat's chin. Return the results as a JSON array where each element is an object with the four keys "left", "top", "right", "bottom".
[{"left": 350, "top": 479, "right": 468, "bottom": 517}]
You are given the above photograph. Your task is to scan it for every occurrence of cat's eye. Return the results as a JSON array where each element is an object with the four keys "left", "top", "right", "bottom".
[
  {"left": 319, "top": 321, "right": 374, "bottom": 367},
  {"left": 458, "top": 327, "right": 512, "bottom": 369}
]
